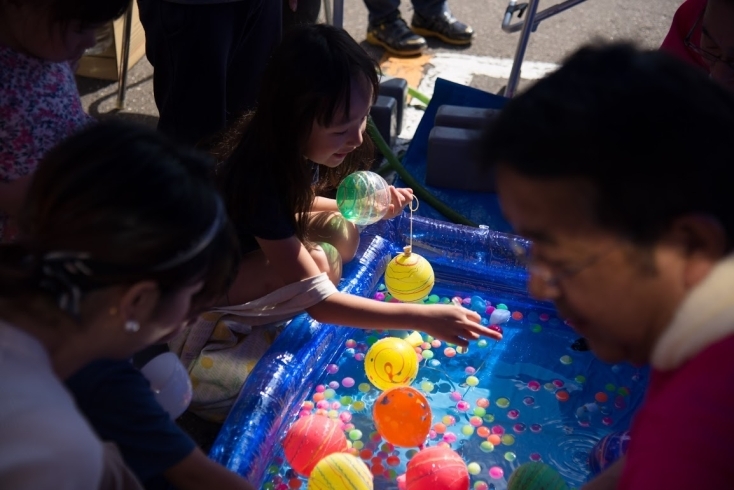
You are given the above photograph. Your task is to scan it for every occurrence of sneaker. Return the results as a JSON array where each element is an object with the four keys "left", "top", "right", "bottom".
[
  {"left": 366, "top": 14, "right": 427, "bottom": 56},
  {"left": 411, "top": 11, "right": 475, "bottom": 45}
]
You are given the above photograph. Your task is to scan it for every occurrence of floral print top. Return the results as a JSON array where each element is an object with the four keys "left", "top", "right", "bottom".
[{"left": 0, "top": 45, "right": 92, "bottom": 239}]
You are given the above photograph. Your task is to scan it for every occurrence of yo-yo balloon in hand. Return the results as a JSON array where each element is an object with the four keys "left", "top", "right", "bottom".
[
  {"left": 364, "top": 337, "right": 419, "bottom": 391},
  {"left": 384, "top": 245, "right": 435, "bottom": 302},
  {"left": 373, "top": 386, "right": 432, "bottom": 447},
  {"left": 336, "top": 170, "right": 391, "bottom": 226}
]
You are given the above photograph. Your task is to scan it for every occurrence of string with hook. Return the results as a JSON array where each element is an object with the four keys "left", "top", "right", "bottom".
[{"left": 405, "top": 196, "right": 419, "bottom": 255}]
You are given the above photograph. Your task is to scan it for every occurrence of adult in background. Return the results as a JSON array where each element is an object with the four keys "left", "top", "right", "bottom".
[
  {"left": 136, "top": 0, "right": 281, "bottom": 147},
  {"left": 364, "top": 0, "right": 474, "bottom": 56}
]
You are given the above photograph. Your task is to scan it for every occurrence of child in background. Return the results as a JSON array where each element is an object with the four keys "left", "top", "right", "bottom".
[
  {"left": 170, "top": 25, "right": 500, "bottom": 422},
  {"left": 0, "top": 0, "right": 127, "bottom": 241},
  {"left": 0, "top": 121, "right": 251, "bottom": 490}
]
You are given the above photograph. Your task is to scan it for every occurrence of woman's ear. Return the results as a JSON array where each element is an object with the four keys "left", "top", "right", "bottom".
[
  {"left": 666, "top": 214, "right": 727, "bottom": 288},
  {"left": 119, "top": 281, "right": 160, "bottom": 326}
]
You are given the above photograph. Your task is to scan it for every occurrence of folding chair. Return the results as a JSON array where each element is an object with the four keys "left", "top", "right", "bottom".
[{"left": 502, "top": 0, "right": 589, "bottom": 97}]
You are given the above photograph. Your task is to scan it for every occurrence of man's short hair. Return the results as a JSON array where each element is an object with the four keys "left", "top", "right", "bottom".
[{"left": 482, "top": 43, "right": 734, "bottom": 249}]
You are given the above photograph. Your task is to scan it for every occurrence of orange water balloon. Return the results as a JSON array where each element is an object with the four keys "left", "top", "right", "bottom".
[{"left": 373, "top": 386, "right": 431, "bottom": 447}]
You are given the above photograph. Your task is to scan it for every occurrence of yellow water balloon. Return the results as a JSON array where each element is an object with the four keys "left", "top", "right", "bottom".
[
  {"left": 364, "top": 337, "right": 419, "bottom": 391},
  {"left": 384, "top": 246, "right": 435, "bottom": 302},
  {"left": 308, "top": 453, "right": 373, "bottom": 490}
]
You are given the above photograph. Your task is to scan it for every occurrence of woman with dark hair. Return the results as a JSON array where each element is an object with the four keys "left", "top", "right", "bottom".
[
  {"left": 0, "top": 0, "right": 129, "bottom": 241},
  {"left": 0, "top": 120, "right": 247, "bottom": 489}
]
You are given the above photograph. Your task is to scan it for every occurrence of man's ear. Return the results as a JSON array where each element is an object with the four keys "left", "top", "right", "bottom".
[
  {"left": 119, "top": 281, "right": 160, "bottom": 325},
  {"left": 666, "top": 214, "right": 727, "bottom": 288}
]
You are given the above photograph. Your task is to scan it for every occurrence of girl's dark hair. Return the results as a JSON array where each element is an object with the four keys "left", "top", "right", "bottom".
[
  {"left": 0, "top": 120, "right": 240, "bottom": 317},
  {"left": 215, "top": 24, "right": 380, "bottom": 244}
]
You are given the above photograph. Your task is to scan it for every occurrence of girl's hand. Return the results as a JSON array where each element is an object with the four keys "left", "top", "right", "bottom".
[
  {"left": 289, "top": 0, "right": 297, "bottom": 11},
  {"left": 415, "top": 304, "right": 502, "bottom": 347},
  {"left": 383, "top": 186, "right": 414, "bottom": 220}
]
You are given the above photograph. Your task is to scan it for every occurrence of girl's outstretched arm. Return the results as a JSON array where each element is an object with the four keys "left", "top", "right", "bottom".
[
  {"left": 307, "top": 291, "right": 501, "bottom": 346},
  {"left": 256, "top": 235, "right": 501, "bottom": 345}
]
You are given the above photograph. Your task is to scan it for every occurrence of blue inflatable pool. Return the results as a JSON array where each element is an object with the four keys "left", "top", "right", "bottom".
[{"left": 209, "top": 215, "right": 648, "bottom": 489}]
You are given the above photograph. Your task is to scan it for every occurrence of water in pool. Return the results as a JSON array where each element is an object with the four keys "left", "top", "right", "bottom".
[{"left": 262, "top": 282, "right": 648, "bottom": 490}]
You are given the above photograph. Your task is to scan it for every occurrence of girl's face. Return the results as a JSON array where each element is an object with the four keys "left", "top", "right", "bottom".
[
  {"left": 0, "top": 3, "right": 98, "bottom": 62},
  {"left": 306, "top": 76, "right": 373, "bottom": 168}
]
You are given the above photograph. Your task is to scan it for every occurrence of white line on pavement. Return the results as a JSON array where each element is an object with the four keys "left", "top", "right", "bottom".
[{"left": 398, "top": 53, "right": 559, "bottom": 140}]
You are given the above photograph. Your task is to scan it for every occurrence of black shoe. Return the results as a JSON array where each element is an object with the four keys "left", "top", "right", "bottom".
[
  {"left": 366, "top": 14, "right": 427, "bottom": 56},
  {"left": 411, "top": 11, "right": 475, "bottom": 45}
]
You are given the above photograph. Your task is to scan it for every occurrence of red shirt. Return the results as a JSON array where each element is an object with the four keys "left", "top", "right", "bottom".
[
  {"left": 618, "top": 334, "right": 734, "bottom": 489},
  {"left": 660, "top": 0, "right": 709, "bottom": 71}
]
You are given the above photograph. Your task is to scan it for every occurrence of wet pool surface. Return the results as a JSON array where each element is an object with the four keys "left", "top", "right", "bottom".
[{"left": 262, "top": 283, "right": 648, "bottom": 490}]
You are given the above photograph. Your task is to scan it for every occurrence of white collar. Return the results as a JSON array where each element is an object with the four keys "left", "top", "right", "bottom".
[{"left": 651, "top": 253, "right": 734, "bottom": 371}]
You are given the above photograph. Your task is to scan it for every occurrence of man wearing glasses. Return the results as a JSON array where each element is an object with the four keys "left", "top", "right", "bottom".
[
  {"left": 661, "top": 0, "right": 734, "bottom": 90},
  {"left": 482, "top": 43, "right": 734, "bottom": 489}
]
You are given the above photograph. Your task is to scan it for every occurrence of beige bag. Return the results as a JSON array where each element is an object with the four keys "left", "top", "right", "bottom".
[{"left": 169, "top": 273, "right": 337, "bottom": 422}]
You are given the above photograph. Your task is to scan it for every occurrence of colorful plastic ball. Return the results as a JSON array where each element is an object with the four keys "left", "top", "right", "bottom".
[
  {"left": 405, "top": 445, "right": 469, "bottom": 490},
  {"left": 384, "top": 248, "right": 435, "bottom": 302},
  {"left": 507, "top": 462, "right": 569, "bottom": 490},
  {"left": 373, "top": 386, "right": 431, "bottom": 447},
  {"left": 589, "top": 431, "right": 631, "bottom": 475},
  {"left": 308, "top": 453, "right": 373, "bottom": 490},
  {"left": 282, "top": 414, "right": 348, "bottom": 476},
  {"left": 336, "top": 171, "right": 391, "bottom": 226},
  {"left": 364, "top": 337, "right": 419, "bottom": 391}
]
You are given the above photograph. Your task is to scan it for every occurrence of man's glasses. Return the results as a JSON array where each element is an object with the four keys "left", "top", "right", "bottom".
[
  {"left": 684, "top": 12, "right": 734, "bottom": 72},
  {"left": 510, "top": 238, "right": 615, "bottom": 290}
]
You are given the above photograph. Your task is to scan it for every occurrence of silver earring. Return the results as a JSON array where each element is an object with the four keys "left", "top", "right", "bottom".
[{"left": 124, "top": 320, "right": 140, "bottom": 333}]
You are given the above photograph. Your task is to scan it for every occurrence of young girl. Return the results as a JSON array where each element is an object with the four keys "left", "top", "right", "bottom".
[
  {"left": 216, "top": 24, "right": 500, "bottom": 346},
  {"left": 0, "top": 0, "right": 126, "bottom": 240},
  {"left": 170, "top": 25, "right": 498, "bottom": 423},
  {"left": 0, "top": 121, "right": 253, "bottom": 489}
]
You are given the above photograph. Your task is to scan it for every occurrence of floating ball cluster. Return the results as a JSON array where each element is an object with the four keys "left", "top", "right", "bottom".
[{"left": 268, "top": 289, "right": 643, "bottom": 490}]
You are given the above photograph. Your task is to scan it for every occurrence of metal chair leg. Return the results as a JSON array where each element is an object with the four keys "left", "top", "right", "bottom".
[
  {"left": 116, "top": 0, "right": 134, "bottom": 109},
  {"left": 323, "top": 0, "right": 332, "bottom": 25},
  {"left": 501, "top": 0, "right": 588, "bottom": 97},
  {"left": 332, "top": 0, "right": 343, "bottom": 28},
  {"left": 504, "top": 0, "right": 539, "bottom": 98}
]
